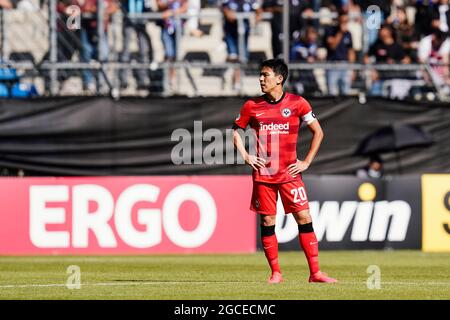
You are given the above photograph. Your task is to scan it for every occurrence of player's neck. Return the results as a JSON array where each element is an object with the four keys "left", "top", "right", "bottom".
[{"left": 265, "top": 89, "right": 285, "bottom": 103}]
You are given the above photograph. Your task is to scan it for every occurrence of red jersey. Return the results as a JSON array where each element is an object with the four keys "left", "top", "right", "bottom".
[{"left": 234, "top": 92, "right": 316, "bottom": 184}]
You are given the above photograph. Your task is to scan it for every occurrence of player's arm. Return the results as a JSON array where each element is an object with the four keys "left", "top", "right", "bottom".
[
  {"left": 288, "top": 116, "right": 324, "bottom": 175},
  {"left": 233, "top": 101, "right": 267, "bottom": 170},
  {"left": 222, "top": 4, "right": 237, "bottom": 23},
  {"left": 0, "top": 0, "right": 13, "bottom": 9},
  {"left": 232, "top": 127, "right": 266, "bottom": 170},
  {"left": 303, "top": 120, "right": 324, "bottom": 166}
]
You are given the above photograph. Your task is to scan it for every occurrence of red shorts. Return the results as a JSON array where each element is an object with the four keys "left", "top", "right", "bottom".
[{"left": 250, "top": 178, "right": 310, "bottom": 215}]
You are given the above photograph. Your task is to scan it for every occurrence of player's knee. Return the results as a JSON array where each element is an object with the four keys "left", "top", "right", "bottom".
[
  {"left": 260, "top": 214, "right": 276, "bottom": 227},
  {"left": 300, "top": 215, "right": 312, "bottom": 224},
  {"left": 293, "top": 210, "right": 312, "bottom": 224}
]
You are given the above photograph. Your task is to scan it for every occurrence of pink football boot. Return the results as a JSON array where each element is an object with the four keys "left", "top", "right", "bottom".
[
  {"left": 309, "top": 271, "right": 338, "bottom": 283},
  {"left": 268, "top": 271, "right": 283, "bottom": 284}
]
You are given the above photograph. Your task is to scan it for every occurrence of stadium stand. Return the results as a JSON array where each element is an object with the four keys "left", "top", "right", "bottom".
[{"left": 0, "top": 0, "right": 448, "bottom": 100}]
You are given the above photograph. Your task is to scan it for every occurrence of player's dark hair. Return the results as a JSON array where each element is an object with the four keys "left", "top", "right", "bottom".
[{"left": 260, "top": 59, "right": 289, "bottom": 85}]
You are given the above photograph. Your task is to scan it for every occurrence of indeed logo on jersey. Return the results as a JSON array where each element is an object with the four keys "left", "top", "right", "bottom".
[{"left": 259, "top": 122, "right": 290, "bottom": 134}]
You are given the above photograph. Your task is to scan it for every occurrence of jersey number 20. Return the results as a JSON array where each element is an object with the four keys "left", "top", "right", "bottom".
[{"left": 291, "top": 187, "right": 307, "bottom": 203}]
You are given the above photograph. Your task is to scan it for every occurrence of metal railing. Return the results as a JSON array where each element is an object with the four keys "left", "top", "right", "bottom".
[{"left": 0, "top": 2, "right": 448, "bottom": 101}]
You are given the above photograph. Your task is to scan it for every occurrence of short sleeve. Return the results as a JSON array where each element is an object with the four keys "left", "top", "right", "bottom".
[
  {"left": 324, "top": 26, "right": 334, "bottom": 41},
  {"left": 417, "top": 37, "right": 430, "bottom": 62},
  {"left": 442, "top": 39, "right": 450, "bottom": 55},
  {"left": 234, "top": 101, "right": 252, "bottom": 129},
  {"left": 346, "top": 32, "right": 353, "bottom": 49},
  {"left": 368, "top": 42, "right": 376, "bottom": 57},
  {"left": 298, "top": 97, "right": 316, "bottom": 124},
  {"left": 395, "top": 45, "right": 405, "bottom": 61},
  {"left": 222, "top": 0, "right": 231, "bottom": 9},
  {"left": 252, "top": 0, "right": 261, "bottom": 10}
]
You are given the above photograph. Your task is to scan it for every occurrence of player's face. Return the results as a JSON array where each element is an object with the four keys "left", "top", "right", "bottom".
[{"left": 259, "top": 66, "right": 283, "bottom": 93}]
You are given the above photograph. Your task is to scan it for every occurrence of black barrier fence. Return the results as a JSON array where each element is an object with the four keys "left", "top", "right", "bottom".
[
  {"left": 258, "top": 175, "right": 422, "bottom": 251},
  {"left": 0, "top": 97, "right": 450, "bottom": 176},
  {"left": 0, "top": 97, "right": 449, "bottom": 176}
]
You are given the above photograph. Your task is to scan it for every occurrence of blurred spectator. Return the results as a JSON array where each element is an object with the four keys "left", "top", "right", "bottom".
[
  {"left": 325, "top": 11, "right": 355, "bottom": 95},
  {"left": 77, "top": 0, "right": 118, "bottom": 93},
  {"left": 387, "top": 0, "right": 408, "bottom": 20},
  {"left": 431, "top": 0, "right": 450, "bottom": 33},
  {"left": 364, "top": 24, "right": 410, "bottom": 95},
  {"left": 221, "top": 0, "right": 261, "bottom": 90},
  {"left": 290, "top": 26, "right": 322, "bottom": 95},
  {"left": 347, "top": 0, "right": 364, "bottom": 60},
  {"left": 186, "top": 0, "right": 204, "bottom": 37},
  {"left": 16, "top": 0, "right": 39, "bottom": 11},
  {"left": 388, "top": 6, "right": 419, "bottom": 62},
  {"left": 0, "top": 0, "right": 14, "bottom": 8},
  {"left": 354, "top": 0, "right": 391, "bottom": 48},
  {"left": 366, "top": 24, "right": 409, "bottom": 64},
  {"left": 261, "top": 0, "right": 283, "bottom": 59},
  {"left": 418, "top": 28, "right": 450, "bottom": 91},
  {"left": 331, "top": 0, "right": 350, "bottom": 12},
  {"left": 43, "top": 0, "right": 82, "bottom": 94},
  {"left": 262, "top": 0, "right": 314, "bottom": 59},
  {"left": 156, "top": 0, "right": 188, "bottom": 88},
  {"left": 356, "top": 154, "right": 383, "bottom": 178},
  {"left": 414, "top": 0, "right": 436, "bottom": 39},
  {"left": 291, "top": 26, "right": 320, "bottom": 62},
  {"left": 310, "top": 0, "right": 321, "bottom": 28},
  {"left": 222, "top": 0, "right": 261, "bottom": 62},
  {"left": 119, "top": 0, "right": 153, "bottom": 90},
  {"left": 156, "top": 0, "right": 188, "bottom": 61}
]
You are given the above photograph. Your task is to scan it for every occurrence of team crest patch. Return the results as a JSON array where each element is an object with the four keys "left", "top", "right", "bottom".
[{"left": 281, "top": 108, "right": 291, "bottom": 118}]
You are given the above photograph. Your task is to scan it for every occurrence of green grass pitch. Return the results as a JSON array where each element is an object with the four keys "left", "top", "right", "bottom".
[{"left": 0, "top": 251, "right": 449, "bottom": 300}]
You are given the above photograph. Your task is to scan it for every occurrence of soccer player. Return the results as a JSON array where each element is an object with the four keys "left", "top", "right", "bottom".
[{"left": 232, "top": 59, "right": 337, "bottom": 284}]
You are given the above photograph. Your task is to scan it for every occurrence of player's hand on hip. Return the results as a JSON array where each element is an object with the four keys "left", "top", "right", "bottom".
[
  {"left": 244, "top": 154, "right": 266, "bottom": 170},
  {"left": 288, "top": 159, "right": 310, "bottom": 175}
]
